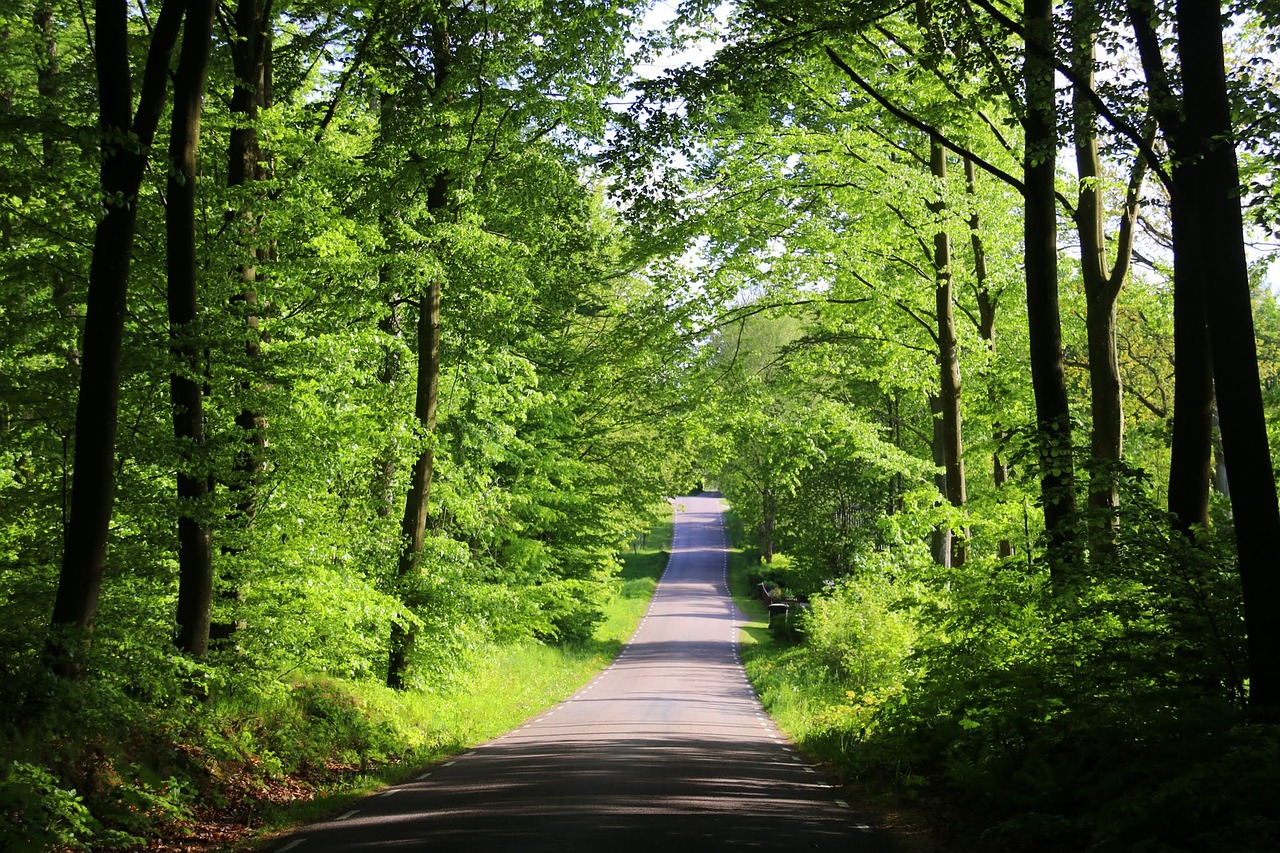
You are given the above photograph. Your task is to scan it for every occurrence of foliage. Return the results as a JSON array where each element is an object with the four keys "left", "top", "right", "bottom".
[{"left": 0, "top": 508, "right": 671, "bottom": 849}]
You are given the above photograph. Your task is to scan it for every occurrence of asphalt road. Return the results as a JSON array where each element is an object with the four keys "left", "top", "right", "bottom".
[{"left": 270, "top": 493, "right": 890, "bottom": 851}]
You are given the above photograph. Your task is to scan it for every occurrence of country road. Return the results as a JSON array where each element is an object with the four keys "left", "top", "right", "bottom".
[{"left": 269, "top": 493, "right": 890, "bottom": 851}]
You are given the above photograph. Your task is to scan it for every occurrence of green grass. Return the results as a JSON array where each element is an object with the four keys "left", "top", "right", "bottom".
[{"left": 723, "top": 510, "right": 858, "bottom": 768}]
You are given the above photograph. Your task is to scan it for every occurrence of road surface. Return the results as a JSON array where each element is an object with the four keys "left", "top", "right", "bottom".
[{"left": 271, "top": 493, "right": 889, "bottom": 851}]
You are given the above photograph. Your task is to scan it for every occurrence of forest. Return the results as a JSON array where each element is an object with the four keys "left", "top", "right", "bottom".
[{"left": 2, "top": 0, "right": 1280, "bottom": 849}]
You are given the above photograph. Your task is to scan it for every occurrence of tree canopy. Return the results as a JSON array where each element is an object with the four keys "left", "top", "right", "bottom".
[{"left": 3, "top": 0, "right": 1280, "bottom": 848}]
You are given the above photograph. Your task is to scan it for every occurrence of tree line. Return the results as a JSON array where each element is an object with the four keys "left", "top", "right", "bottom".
[
  {"left": 2, "top": 0, "right": 700, "bottom": 704},
  {"left": 612, "top": 0, "right": 1280, "bottom": 844},
  {"left": 5, "top": 0, "right": 1280, "bottom": 846}
]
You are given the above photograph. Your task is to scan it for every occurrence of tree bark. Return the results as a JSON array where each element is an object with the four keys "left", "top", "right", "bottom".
[
  {"left": 168, "top": 0, "right": 218, "bottom": 657},
  {"left": 46, "top": 0, "right": 186, "bottom": 677},
  {"left": 966, "top": 157, "right": 1013, "bottom": 559},
  {"left": 1129, "top": 0, "right": 1214, "bottom": 535},
  {"left": 1024, "top": 0, "right": 1077, "bottom": 573},
  {"left": 930, "top": 139, "right": 967, "bottom": 566},
  {"left": 1211, "top": 402, "right": 1230, "bottom": 503},
  {"left": 386, "top": 6, "right": 452, "bottom": 689},
  {"left": 387, "top": 270, "right": 443, "bottom": 689},
  {"left": 1072, "top": 1, "right": 1147, "bottom": 554},
  {"left": 1176, "top": 0, "right": 1280, "bottom": 720},
  {"left": 928, "top": 394, "right": 952, "bottom": 568},
  {"left": 1072, "top": 2, "right": 1121, "bottom": 549},
  {"left": 212, "top": 0, "right": 273, "bottom": 644},
  {"left": 227, "top": 0, "right": 271, "bottom": 526}
]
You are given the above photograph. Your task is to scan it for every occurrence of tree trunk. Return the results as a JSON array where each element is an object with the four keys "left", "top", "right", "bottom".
[
  {"left": 1024, "top": 0, "right": 1077, "bottom": 573},
  {"left": 1166, "top": 174, "right": 1214, "bottom": 533},
  {"left": 46, "top": 0, "right": 186, "bottom": 677},
  {"left": 966, "top": 157, "right": 1013, "bottom": 559},
  {"left": 1129, "top": 0, "right": 1214, "bottom": 535},
  {"left": 1073, "top": 1, "right": 1143, "bottom": 554},
  {"left": 929, "top": 394, "right": 952, "bottom": 569},
  {"left": 227, "top": 0, "right": 271, "bottom": 527},
  {"left": 212, "top": 0, "right": 272, "bottom": 644},
  {"left": 1177, "top": 0, "right": 1280, "bottom": 720},
  {"left": 374, "top": 289, "right": 404, "bottom": 519},
  {"left": 1211, "top": 402, "right": 1230, "bottom": 503},
  {"left": 759, "top": 486, "right": 777, "bottom": 564},
  {"left": 930, "top": 139, "right": 967, "bottom": 566},
  {"left": 387, "top": 272, "right": 443, "bottom": 689},
  {"left": 168, "top": 0, "right": 218, "bottom": 657},
  {"left": 386, "top": 8, "right": 452, "bottom": 689},
  {"left": 373, "top": 92, "right": 404, "bottom": 521}
]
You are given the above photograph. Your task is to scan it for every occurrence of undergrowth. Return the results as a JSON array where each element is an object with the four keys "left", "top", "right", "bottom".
[
  {"left": 0, "top": 513, "right": 672, "bottom": 852},
  {"left": 726, "top": 507, "right": 1280, "bottom": 853}
]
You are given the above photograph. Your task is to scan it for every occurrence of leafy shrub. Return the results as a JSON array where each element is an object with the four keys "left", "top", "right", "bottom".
[
  {"left": 0, "top": 761, "right": 96, "bottom": 852},
  {"left": 804, "top": 571, "right": 917, "bottom": 696}
]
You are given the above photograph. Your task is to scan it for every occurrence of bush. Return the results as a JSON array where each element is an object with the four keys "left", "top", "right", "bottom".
[
  {"left": 804, "top": 572, "right": 916, "bottom": 696},
  {"left": 0, "top": 761, "right": 97, "bottom": 852}
]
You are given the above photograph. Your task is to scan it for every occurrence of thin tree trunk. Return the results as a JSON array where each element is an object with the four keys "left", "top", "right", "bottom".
[
  {"left": 1129, "top": 0, "right": 1213, "bottom": 535},
  {"left": 46, "top": 0, "right": 186, "bottom": 677},
  {"left": 1211, "top": 402, "right": 1230, "bottom": 503},
  {"left": 966, "top": 157, "right": 1013, "bottom": 559},
  {"left": 227, "top": 0, "right": 271, "bottom": 526},
  {"left": 759, "top": 486, "right": 777, "bottom": 564},
  {"left": 1073, "top": 1, "right": 1146, "bottom": 553},
  {"left": 169, "top": 0, "right": 218, "bottom": 657},
  {"left": 374, "top": 289, "right": 404, "bottom": 518},
  {"left": 386, "top": 7, "right": 452, "bottom": 689},
  {"left": 930, "top": 138, "right": 967, "bottom": 566},
  {"left": 1024, "top": 0, "right": 1077, "bottom": 573},
  {"left": 212, "top": 0, "right": 272, "bottom": 644},
  {"left": 929, "top": 394, "right": 952, "bottom": 568},
  {"left": 1177, "top": 0, "right": 1280, "bottom": 720},
  {"left": 373, "top": 92, "right": 404, "bottom": 521},
  {"left": 387, "top": 272, "right": 442, "bottom": 689}
]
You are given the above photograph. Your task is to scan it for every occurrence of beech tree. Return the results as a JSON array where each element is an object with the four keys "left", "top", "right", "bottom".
[{"left": 46, "top": 0, "right": 186, "bottom": 675}]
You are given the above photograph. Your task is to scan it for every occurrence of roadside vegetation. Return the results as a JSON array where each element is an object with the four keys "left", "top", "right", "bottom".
[
  {"left": 727, "top": 505, "right": 1280, "bottom": 851},
  {"left": 0, "top": 515, "right": 672, "bottom": 852},
  {"left": 8, "top": 0, "right": 1280, "bottom": 850}
]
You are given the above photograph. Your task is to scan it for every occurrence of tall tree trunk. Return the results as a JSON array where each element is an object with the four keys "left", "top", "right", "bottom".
[
  {"left": 1129, "top": 0, "right": 1214, "bottom": 535},
  {"left": 386, "top": 8, "right": 452, "bottom": 689},
  {"left": 168, "top": 0, "right": 218, "bottom": 657},
  {"left": 373, "top": 92, "right": 404, "bottom": 521},
  {"left": 1072, "top": 1, "right": 1146, "bottom": 554},
  {"left": 387, "top": 266, "right": 443, "bottom": 689},
  {"left": 1072, "top": 6, "right": 1120, "bottom": 540},
  {"left": 213, "top": 0, "right": 272, "bottom": 644},
  {"left": 1166, "top": 174, "right": 1214, "bottom": 532},
  {"left": 930, "top": 138, "right": 967, "bottom": 566},
  {"left": 1211, "top": 402, "right": 1230, "bottom": 503},
  {"left": 1131, "top": 3, "right": 1224, "bottom": 711},
  {"left": 966, "top": 157, "right": 1013, "bottom": 559},
  {"left": 227, "top": 0, "right": 271, "bottom": 526},
  {"left": 374, "top": 290, "right": 404, "bottom": 518},
  {"left": 46, "top": 0, "right": 186, "bottom": 677},
  {"left": 759, "top": 485, "right": 777, "bottom": 564},
  {"left": 1176, "top": 0, "right": 1280, "bottom": 720},
  {"left": 1024, "top": 0, "right": 1077, "bottom": 574},
  {"left": 35, "top": 1, "right": 80, "bottom": 368}
]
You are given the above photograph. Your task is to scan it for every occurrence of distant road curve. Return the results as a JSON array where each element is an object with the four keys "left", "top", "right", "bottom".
[{"left": 270, "top": 493, "right": 890, "bottom": 851}]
